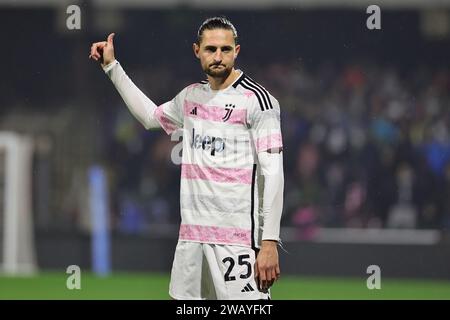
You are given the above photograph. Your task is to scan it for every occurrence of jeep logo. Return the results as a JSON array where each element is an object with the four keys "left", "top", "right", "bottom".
[{"left": 191, "top": 128, "right": 225, "bottom": 156}]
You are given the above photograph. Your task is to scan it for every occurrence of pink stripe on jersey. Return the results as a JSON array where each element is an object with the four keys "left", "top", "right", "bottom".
[
  {"left": 179, "top": 224, "right": 251, "bottom": 246},
  {"left": 243, "top": 90, "right": 255, "bottom": 98},
  {"left": 186, "top": 83, "right": 202, "bottom": 89},
  {"left": 154, "top": 105, "right": 178, "bottom": 135},
  {"left": 181, "top": 164, "right": 253, "bottom": 184},
  {"left": 255, "top": 133, "right": 283, "bottom": 152},
  {"left": 184, "top": 100, "right": 246, "bottom": 125}
]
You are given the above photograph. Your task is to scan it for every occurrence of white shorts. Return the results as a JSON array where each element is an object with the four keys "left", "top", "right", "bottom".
[{"left": 169, "top": 241, "right": 271, "bottom": 300}]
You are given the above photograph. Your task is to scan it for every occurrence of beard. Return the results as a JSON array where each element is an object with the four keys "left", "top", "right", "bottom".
[{"left": 204, "top": 63, "right": 233, "bottom": 79}]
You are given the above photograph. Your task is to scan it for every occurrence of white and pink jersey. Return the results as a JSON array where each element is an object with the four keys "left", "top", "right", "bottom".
[{"left": 154, "top": 72, "right": 283, "bottom": 249}]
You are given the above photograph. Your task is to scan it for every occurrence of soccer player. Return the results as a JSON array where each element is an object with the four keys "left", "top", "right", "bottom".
[{"left": 89, "top": 17, "right": 284, "bottom": 300}]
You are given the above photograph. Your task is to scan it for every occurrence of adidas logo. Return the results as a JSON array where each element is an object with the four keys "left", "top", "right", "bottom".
[
  {"left": 190, "top": 107, "right": 197, "bottom": 115},
  {"left": 241, "top": 283, "right": 255, "bottom": 293}
]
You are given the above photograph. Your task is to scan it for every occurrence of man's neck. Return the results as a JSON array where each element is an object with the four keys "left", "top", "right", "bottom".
[{"left": 207, "top": 69, "right": 240, "bottom": 91}]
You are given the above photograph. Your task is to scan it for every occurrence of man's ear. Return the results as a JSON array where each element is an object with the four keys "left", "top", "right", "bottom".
[
  {"left": 234, "top": 44, "right": 241, "bottom": 59},
  {"left": 193, "top": 43, "right": 200, "bottom": 58}
]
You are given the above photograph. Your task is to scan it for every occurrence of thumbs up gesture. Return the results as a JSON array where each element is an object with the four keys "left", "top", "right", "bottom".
[{"left": 89, "top": 33, "right": 115, "bottom": 67}]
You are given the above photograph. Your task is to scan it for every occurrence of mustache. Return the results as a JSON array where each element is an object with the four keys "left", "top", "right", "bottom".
[{"left": 209, "top": 63, "right": 225, "bottom": 67}]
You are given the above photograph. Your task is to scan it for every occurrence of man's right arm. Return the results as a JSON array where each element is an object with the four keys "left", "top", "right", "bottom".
[
  {"left": 89, "top": 33, "right": 161, "bottom": 130},
  {"left": 102, "top": 60, "right": 161, "bottom": 130}
]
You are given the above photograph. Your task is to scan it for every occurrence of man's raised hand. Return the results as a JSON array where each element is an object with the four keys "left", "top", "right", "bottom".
[{"left": 89, "top": 33, "right": 116, "bottom": 67}]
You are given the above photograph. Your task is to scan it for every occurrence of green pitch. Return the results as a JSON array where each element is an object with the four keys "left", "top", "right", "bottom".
[{"left": 0, "top": 272, "right": 449, "bottom": 299}]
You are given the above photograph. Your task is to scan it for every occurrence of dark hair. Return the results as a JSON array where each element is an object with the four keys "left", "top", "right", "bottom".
[{"left": 197, "top": 16, "right": 238, "bottom": 45}]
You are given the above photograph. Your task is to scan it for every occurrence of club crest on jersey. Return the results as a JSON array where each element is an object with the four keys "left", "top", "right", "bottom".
[{"left": 222, "top": 104, "right": 235, "bottom": 122}]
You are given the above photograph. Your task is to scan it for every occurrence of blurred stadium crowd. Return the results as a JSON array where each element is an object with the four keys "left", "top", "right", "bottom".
[
  {"left": 1, "top": 9, "right": 449, "bottom": 236},
  {"left": 104, "top": 61, "right": 450, "bottom": 236}
]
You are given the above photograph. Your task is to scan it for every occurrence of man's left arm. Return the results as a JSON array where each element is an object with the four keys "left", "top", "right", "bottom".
[
  {"left": 255, "top": 149, "right": 284, "bottom": 291},
  {"left": 247, "top": 92, "right": 284, "bottom": 292}
]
